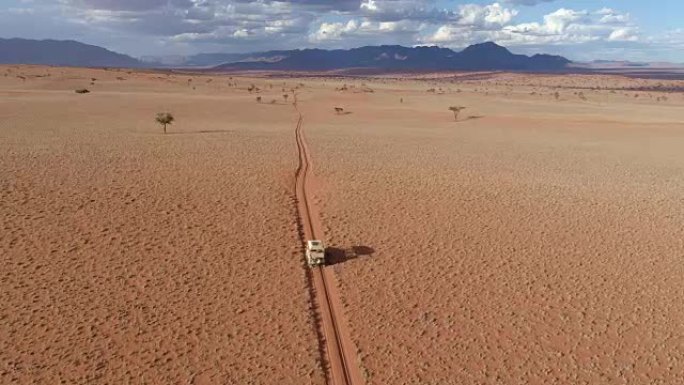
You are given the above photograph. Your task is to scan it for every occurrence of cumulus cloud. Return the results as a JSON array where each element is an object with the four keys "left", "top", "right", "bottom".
[
  {"left": 424, "top": 5, "right": 638, "bottom": 49},
  {"left": 458, "top": 3, "right": 517, "bottom": 29},
  {"left": 58, "top": 0, "right": 317, "bottom": 48},
  {"left": 310, "top": 18, "right": 420, "bottom": 41}
]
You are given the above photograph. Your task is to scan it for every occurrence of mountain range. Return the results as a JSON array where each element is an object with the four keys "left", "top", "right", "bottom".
[
  {"left": 0, "top": 38, "right": 143, "bottom": 68},
  {"left": 0, "top": 37, "right": 572, "bottom": 72},
  {"left": 212, "top": 43, "right": 571, "bottom": 72}
]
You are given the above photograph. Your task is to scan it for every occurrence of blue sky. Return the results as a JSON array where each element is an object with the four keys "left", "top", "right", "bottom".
[{"left": 1, "top": 1, "right": 683, "bottom": 62}]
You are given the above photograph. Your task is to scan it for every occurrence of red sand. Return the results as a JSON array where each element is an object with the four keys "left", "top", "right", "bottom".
[{"left": 2, "top": 65, "right": 684, "bottom": 384}]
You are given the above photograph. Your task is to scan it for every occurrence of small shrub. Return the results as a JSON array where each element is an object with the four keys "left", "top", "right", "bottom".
[
  {"left": 156, "top": 112, "right": 174, "bottom": 134},
  {"left": 448, "top": 106, "right": 466, "bottom": 121},
  {"left": 75, "top": 88, "right": 90, "bottom": 94}
]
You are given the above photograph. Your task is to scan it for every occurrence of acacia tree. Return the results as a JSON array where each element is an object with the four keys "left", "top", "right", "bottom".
[
  {"left": 448, "top": 106, "right": 466, "bottom": 121},
  {"left": 156, "top": 112, "right": 174, "bottom": 134}
]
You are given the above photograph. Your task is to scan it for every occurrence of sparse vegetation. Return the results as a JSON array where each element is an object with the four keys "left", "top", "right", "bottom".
[
  {"left": 334, "top": 107, "right": 344, "bottom": 115},
  {"left": 448, "top": 106, "right": 466, "bottom": 121},
  {"left": 256, "top": 96, "right": 262, "bottom": 103},
  {"left": 156, "top": 112, "right": 174, "bottom": 134}
]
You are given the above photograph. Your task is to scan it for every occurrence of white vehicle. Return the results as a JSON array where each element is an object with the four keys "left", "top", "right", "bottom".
[{"left": 306, "top": 240, "right": 326, "bottom": 266}]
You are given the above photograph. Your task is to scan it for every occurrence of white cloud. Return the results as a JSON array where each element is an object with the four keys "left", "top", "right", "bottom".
[
  {"left": 309, "top": 20, "right": 360, "bottom": 42},
  {"left": 458, "top": 3, "right": 517, "bottom": 29},
  {"left": 424, "top": 5, "right": 639, "bottom": 49},
  {"left": 309, "top": 18, "right": 422, "bottom": 43},
  {"left": 360, "top": 0, "right": 378, "bottom": 12},
  {"left": 608, "top": 27, "right": 637, "bottom": 42}
]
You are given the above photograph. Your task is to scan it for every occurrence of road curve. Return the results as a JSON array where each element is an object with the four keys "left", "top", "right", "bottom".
[{"left": 293, "top": 107, "right": 362, "bottom": 385}]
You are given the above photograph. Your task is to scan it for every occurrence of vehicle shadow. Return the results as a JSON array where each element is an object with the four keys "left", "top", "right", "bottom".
[
  {"left": 466, "top": 115, "right": 484, "bottom": 120},
  {"left": 326, "top": 245, "right": 375, "bottom": 266}
]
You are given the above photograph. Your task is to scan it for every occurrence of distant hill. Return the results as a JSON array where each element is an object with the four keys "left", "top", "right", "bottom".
[
  {"left": 0, "top": 38, "right": 143, "bottom": 68},
  {"left": 213, "top": 42, "right": 571, "bottom": 72}
]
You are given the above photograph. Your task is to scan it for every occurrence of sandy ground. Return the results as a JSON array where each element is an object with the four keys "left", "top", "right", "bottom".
[
  {"left": 297, "top": 75, "right": 684, "bottom": 384},
  {"left": 2, "top": 65, "right": 684, "bottom": 384},
  {"left": 0, "top": 66, "right": 323, "bottom": 384}
]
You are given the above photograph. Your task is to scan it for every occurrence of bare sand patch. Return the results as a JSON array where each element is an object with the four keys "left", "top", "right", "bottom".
[
  {"left": 298, "top": 76, "right": 684, "bottom": 384},
  {"left": 0, "top": 66, "right": 322, "bottom": 384}
]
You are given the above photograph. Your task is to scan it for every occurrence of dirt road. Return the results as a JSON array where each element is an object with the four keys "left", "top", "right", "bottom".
[{"left": 293, "top": 108, "right": 363, "bottom": 385}]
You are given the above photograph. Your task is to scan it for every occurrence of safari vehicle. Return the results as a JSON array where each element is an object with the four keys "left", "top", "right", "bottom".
[{"left": 306, "top": 240, "right": 326, "bottom": 267}]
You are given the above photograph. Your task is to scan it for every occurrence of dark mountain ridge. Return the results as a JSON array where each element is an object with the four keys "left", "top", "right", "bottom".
[
  {"left": 0, "top": 38, "right": 143, "bottom": 68},
  {"left": 213, "top": 42, "right": 571, "bottom": 72}
]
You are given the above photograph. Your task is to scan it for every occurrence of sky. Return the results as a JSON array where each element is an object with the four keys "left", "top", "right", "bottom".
[{"left": 1, "top": 0, "right": 683, "bottom": 62}]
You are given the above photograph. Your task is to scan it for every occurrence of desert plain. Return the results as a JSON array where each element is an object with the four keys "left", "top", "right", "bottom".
[{"left": 1, "top": 65, "right": 684, "bottom": 385}]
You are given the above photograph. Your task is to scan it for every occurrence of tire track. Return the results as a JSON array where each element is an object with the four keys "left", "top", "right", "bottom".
[{"left": 293, "top": 106, "right": 362, "bottom": 385}]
